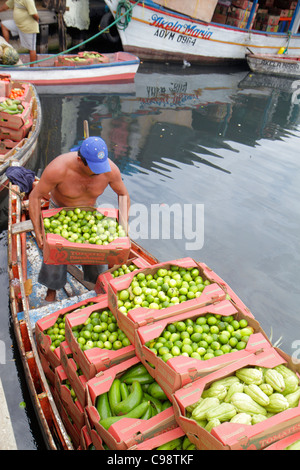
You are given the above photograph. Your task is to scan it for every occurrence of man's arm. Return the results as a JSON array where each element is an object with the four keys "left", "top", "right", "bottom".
[
  {"left": 28, "top": 163, "right": 61, "bottom": 248},
  {"left": 108, "top": 161, "right": 131, "bottom": 232}
]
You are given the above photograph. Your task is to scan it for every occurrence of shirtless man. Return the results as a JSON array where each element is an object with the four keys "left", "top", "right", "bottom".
[{"left": 29, "top": 136, "right": 130, "bottom": 303}]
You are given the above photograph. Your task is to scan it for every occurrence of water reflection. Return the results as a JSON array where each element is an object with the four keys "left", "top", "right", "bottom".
[{"left": 38, "top": 64, "right": 300, "bottom": 181}]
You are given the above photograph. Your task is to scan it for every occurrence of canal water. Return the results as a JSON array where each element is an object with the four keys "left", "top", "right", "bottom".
[{"left": 0, "top": 61, "right": 300, "bottom": 449}]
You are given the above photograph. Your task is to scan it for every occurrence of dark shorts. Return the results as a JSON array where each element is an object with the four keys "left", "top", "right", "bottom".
[{"left": 38, "top": 199, "right": 107, "bottom": 290}]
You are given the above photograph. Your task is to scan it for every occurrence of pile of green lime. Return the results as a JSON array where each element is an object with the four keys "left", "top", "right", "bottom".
[
  {"left": 71, "top": 308, "right": 131, "bottom": 352},
  {"left": 117, "top": 265, "right": 211, "bottom": 315},
  {"left": 145, "top": 314, "right": 254, "bottom": 362},
  {"left": 44, "top": 302, "right": 96, "bottom": 351},
  {"left": 43, "top": 208, "right": 126, "bottom": 245},
  {"left": 112, "top": 263, "right": 139, "bottom": 277}
]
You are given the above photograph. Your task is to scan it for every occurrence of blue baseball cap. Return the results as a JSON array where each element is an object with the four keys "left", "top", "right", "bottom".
[{"left": 78, "top": 137, "right": 111, "bottom": 174}]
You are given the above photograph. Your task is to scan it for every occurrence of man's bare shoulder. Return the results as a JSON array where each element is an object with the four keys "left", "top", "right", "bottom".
[{"left": 43, "top": 152, "right": 75, "bottom": 175}]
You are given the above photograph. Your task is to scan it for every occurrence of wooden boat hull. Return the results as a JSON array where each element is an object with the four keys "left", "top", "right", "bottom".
[
  {"left": 246, "top": 53, "right": 300, "bottom": 78},
  {"left": 0, "top": 52, "right": 140, "bottom": 86},
  {"left": 103, "top": 0, "right": 300, "bottom": 63},
  {"left": 7, "top": 180, "right": 159, "bottom": 449}
]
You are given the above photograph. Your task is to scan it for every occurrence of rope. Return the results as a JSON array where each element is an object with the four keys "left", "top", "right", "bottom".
[
  {"left": 0, "top": 0, "right": 142, "bottom": 68},
  {"left": 115, "top": 0, "right": 133, "bottom": 30}
]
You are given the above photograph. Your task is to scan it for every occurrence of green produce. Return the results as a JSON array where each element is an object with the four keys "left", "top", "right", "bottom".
[
  {"left": 71, "top": 307, "right": 131, "bottom": 352},
  {"left": 0, "top": 45, "right": 19, "bottom": 65},
  {"left": 191, "top": 397, "right": 220, "bottom": 421},
  {"left": 265, "top": 393, "right": 289, "bottom": 414},
  {"left": 145, "top": 312, "right": 254, "bottom": 363},
  {"left": 230, "top": 413, "right": 252, "bottom": 424},
  {"left": 285, "top": 388, "right": 300, "bottom": 408},
  {"left": 259, "top": 383, "right": 273, "bottom": 396},
  {"left": 117, "top": 265, "right": 212, "bottom": 315},
  {"left": 108, "top": 378, "right": 122, "bottom": 415},
  {"left": 100, "top": 401, "right": 150, "bottom": 430},
  {"left": 264, "top": 369, "right": 286, "bottom": 393},
  {"left": 282, "top": 375, "right": 299, "bottom": 396},
  {"left": 202, "top": 384, "right": 227, "bottom": 400},
  {"left": 187, "top": 365, "right": 300, "bottom": 433},
  {"left": 43, "top": 208, "right": 126, "bottom": 245},
  {"left": 205, "top": 418, "right": 221, "bottom": 432},
  {"left": 244, "top": 384, "right": 270, "bottom": 407},
  {"left": 205, "top": 403, "right": 236, "bottom": 422},
  {"left": 96, "top": 392, "right": 112, "bottom": 420},
  {"left": 113, "top": 380, "right": 143, "bottom": 415},
  {"left": 230, "top": 392, "right": 267, "bottom": 416},
  {"left": 97, "top": 366, "right": 172, "bottom": 430},
  {"left": 120, "top": 363, "right": 149, "bottom": 381},
  {"left": 112, "top": 263, "right": 139, "bottom": 277},
  {"left": 0, "top": 98, "right": 24, "bottom": 114},
  {"left": 235, "top": 367, "right": 263, "bottom": 385},
  {"left": 224, "top": 382, "right": 244, "bottom": 403},
  {"left": 251, "top": 414, "right": 268, "bottom": 424},
  {"left": 156, "top": 435, "right": 195, "bottom": 451},
  {"left": 147, "top": 382, "right": 168, "bottom": 401}
]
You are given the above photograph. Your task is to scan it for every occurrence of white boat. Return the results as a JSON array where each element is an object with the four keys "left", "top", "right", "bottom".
[
  {"left": 0, "top": 51, "right": 140, "bottom": 86},
  {"left": 103, "top": 0, "right": 300, "bottom": 63},
  {"left": 246, "top": 52, "right": 300, "bottom": 77}
]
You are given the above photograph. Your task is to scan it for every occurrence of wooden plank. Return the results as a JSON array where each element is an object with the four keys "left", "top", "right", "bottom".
[{"left": 11, "top": 219, "right": 33, "bottom": 235}]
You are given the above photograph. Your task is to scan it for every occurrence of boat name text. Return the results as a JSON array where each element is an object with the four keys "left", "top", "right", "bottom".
[{"left": 150, "top": 14, "right": 213, "bottom": 41}]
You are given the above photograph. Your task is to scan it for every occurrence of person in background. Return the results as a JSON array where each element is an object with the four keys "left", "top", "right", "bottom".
[
  {"left": 0, "top": 0, "right": 39, "bottom": 66},
  {"left": 29, "top": 136, "right": 131, "bottom": 303}
]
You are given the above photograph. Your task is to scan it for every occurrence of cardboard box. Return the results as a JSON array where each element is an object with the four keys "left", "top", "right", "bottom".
[
  {"left": 173, "top": 348, "right": 300, "bottom": 450},
  {"left": 54, "top": 54, "right": 95, "bottom": 67},
  {"left": 42, "top": 206, "right": 131, "bottom": 266},
  {"left": 135, "top": 299, "right": 271, "bottom": 398},
  {"left": 197, "top": 262, "right": 255, "bottom": 318},
  {"left": 35, "top": 294, "right": 103, "bottom": 370},
  {"left": 7, "top": 82, "right": 32, "bottom": 103},
  {"left": 85, "top": 356, "right": 177, "bottom": 450},
  {"left": 108, "top": 258, "right": 226, "bottom": 345},
  {"left": 94, "top": 256, "right": 151, "bottom": 294},
  {"left": 55, "top": 364, "right": 85, "bottom": 430},
  {"left": 212, "top": 13, "right": 228, "bottom": 24},
  {"left": 52, "top": 386, "right": 81, "bottom": 448},
  {"left": 154, "top": 0, "right": 218, "bottom": 22},
  {"left": 0, "top": 139, "right": 19, "bottom": 155},
  {"left": 264, "top": 430, "right": 300, "bottom": 450},
  {"left": 64, "top": 296, "right": 135, "bottom": 379},
  {"left": 0, "top": 98, "right": 32, "bottom": 130},
  {"left": 60, "top": 341, "right": 88, "bottom": 408},
  {"left": 0, "top": 118, "right": 32, "bottom": 141},
  {"left": 128, "top": 426, "right": 187, "bottom": 450},
  {"left": 232, "top": 0, "right": 253, "bottom": 8},
  {"left": 37, "top": 347, "right": 56, "bottom": 387}
]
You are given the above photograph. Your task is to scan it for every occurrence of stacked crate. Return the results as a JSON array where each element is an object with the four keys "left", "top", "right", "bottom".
[
  {"left": 36, "top": 256, "right": 300, "bottom": 450},
  {"left": 0, "top": 75, "right": 33, "bottom": 162}
]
